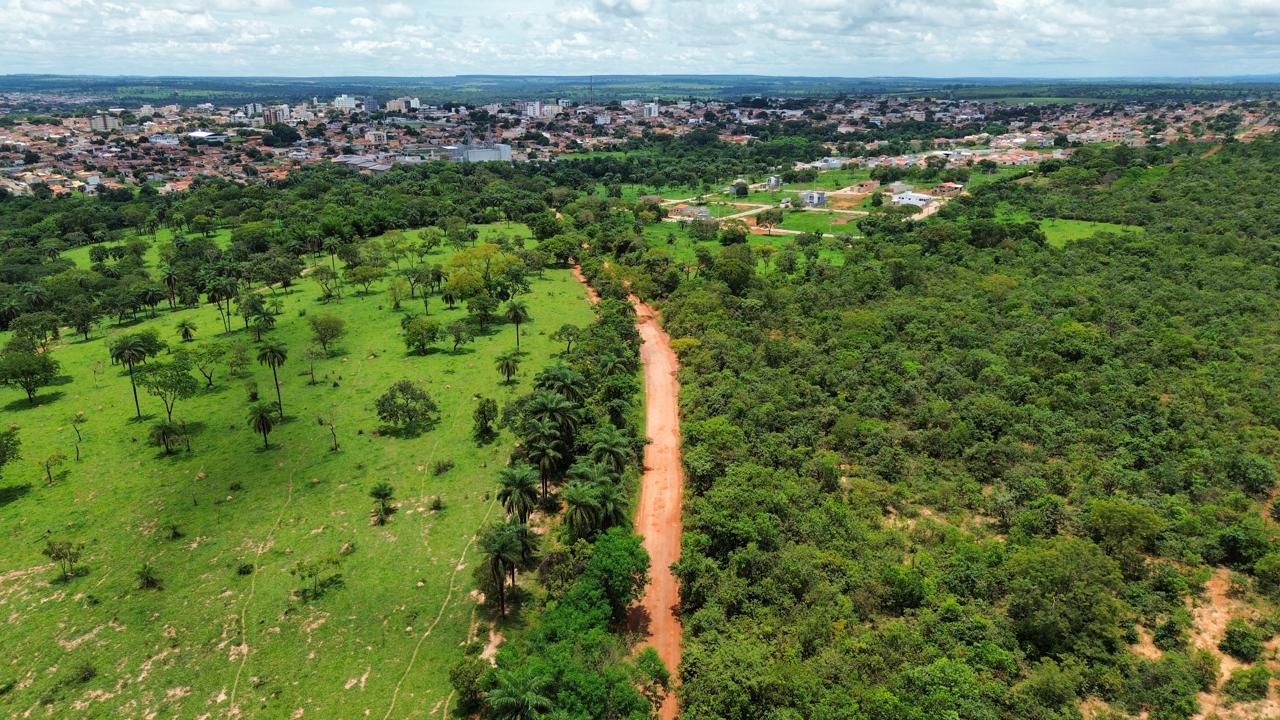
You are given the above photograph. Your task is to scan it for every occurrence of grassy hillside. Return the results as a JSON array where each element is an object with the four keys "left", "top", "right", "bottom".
[{"left": 0, "top": 234, "right": 593, "bottom": 718}]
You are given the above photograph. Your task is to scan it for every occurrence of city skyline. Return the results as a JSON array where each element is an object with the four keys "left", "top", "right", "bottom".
[{"left": 4, "top": 0, "right": 1280, "bottom": 78}]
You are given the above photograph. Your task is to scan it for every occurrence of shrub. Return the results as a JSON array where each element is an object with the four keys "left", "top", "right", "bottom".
[
  {"left": 1218, "top": 619, "right": 1265, "bottom": 662},
  {"left": 432, "top": 459, "right": 454, "bottom": 476},
  {"left": 1223, "top": 665, "right": 1270, "bottom": 703}
]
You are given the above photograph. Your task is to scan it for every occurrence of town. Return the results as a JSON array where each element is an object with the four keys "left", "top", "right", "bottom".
[{"left": 1, "top": 90, "right": 1275, "bottom": 198}]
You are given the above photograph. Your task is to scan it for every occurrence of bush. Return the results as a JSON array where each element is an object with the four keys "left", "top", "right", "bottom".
[
  {"left": 432, "top": 459, "right": 454, "bottom": 476},
  {"left": 1223, "top": 665, "right": 1270, "bottom": 703},
  {"left": 375, "top": 380, "right": 440, "bottom": 435},
  {"left": 449, "top": 656, "right": 491, "bottom": 715},
  {"left": 1218, "top": 619, "right": 1265, "bottom": 662}
]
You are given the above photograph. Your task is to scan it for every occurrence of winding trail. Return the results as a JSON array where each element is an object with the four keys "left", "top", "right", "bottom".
[{"left": 572, "top": 266, "right": 684, "bottom": 719}]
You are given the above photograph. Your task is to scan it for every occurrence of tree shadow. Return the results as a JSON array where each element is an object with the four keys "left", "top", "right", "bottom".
[
  {"left": 50, "top": 373, "right": 75, "bottom": 386},
  {"left": 3, "top": 392, "right": 65, "bottom": 411},
  {"left": 0, "top": 483, "right": 32, "bottom": 509},
  {"left": 445, "top": 347, "right": 476, "bottom": 357}
]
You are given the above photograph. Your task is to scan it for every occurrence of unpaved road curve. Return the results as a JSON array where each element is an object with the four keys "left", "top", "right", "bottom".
[{"left": 572, "top": 266, "right": 683, "bottom": 719}]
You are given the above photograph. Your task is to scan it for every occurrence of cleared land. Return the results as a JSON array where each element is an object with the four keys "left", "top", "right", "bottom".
[{"left": 0, "top": 227, "right": 593, "bottom": 718}]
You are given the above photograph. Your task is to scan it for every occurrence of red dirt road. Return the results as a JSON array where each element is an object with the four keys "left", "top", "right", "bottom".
[{"left": 572, "top": 266, "right": 684, "bottom": 719}]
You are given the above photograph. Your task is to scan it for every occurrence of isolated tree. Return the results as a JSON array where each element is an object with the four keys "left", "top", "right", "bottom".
[
  {"left": 473, "top": 396, "right": 499, "bottom": 442},
  {"left": 136, "top": 563, "right": 162, "bottom": 590},
  {"left": 176, "top": 319, "right": 197, "bottom": 342},
  {"left": 486, "top": 668, "right": 553, "bottom": 720},
  {"left": 550, "top": 323, "right": 580, "bottom": 354},
  {"left": 0, "top": 427, "right": 19, "bottom": 481},
  {"left": 447, "top": 320, "right": 474, "bottom": 352},
  {"left": 497, "top": 464, "right": 539, "bottom": 523},
  {"left": 345, "top": 264, "right": 384, "bottom": 294},
  {"left": 756, "top": 207, "right": 784, "bottom": 234},
  {"left": 307, "top": 314, "right": 345, "bottom": 354},
  {"left": 41, "top": 451, "right": 65, "bottom": 485},
  {"left": 68, "top": 412, "right": 86, "bottom": 461},
  {"left": 109, "top": 330, "right": 164, "bottom": 419},
  {"left": 388, "top": 277, "right": 411, "bottom": 310},
  {"left": 42, "top": 539, "right": 84, "bottom": 580},
  {"left": 0, "top": 350, "right": 60, "bottom": 405},
  {"left": 187, "top": 343, "right": 227, "bottom": 388},
  {"left": 370, "top": 482, "right": 395, "bottom": 525},
  {"left": 138, "top": 359, "right": 198, "bottom": 422},
  {"left": 496, "top": 351, "right": 520, "bottom": 385},
  {"left": 247, "top": 402, "right": 277, "bottom": 449},
  {"left": 375, "top": 380, "right": 440, "bottom": 434},
  {"left": 250, "top": 313, "right": 275, "bottom": 342},
  {"left": 403, "top": 316, "right": 442, "bottom": 354},
  {"left": 149, "top": 421, "right": 180, "bottom": 455},
  {"left": 504, "top": 300, "right": 531, "bottom": 352},
  {"left": 256, "top": 341, "right": 288, "bottom": 419}
]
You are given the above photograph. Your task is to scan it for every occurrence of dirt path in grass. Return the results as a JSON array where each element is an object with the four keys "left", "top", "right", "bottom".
[{"left": 572, "top": 265, "right": 683, "bottom": 719}]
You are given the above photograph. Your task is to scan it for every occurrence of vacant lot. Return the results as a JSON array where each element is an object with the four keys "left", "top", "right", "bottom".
[{"left": 0, "top": 229, "right": 593, "bottom": 718}]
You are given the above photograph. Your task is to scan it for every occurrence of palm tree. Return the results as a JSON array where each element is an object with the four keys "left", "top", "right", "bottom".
[
  {"left": 247, "top": 403, "right": 277, "bottom": 449},
  {"left": 486, "top": 668, "right": 553, "bottom": 720},
  {"left": 176, "top": 319, "right": 197, "bottom": 342},
  {"left": 592, "top": 481, "right": 627, "bottom": 532},
  {"left": 526, "top": 390, "right": 579, "bottom": 439},
  {"left": 533, "top": 363, "right": 585, "bottom": 402},
  {"left": 590, "top": 424, "right": 631, "bottom": 474},
  {"left": 560, "top": 480, "right": 601, "bottom": 539},
  {"left": 256, "top": 341, "right": 288, "bottom": 420},
  {"left": 504, "top": 300, "right": 531, "bottom": 353},
  {"left": 370, "top": 482, "right": 395, "bottom": 524},
  {"left": 149, "top": 421, "right": 179, "bottom": 455},
  {"left": 109, "top": 335, "right": 150, "bottom": 419},
  {"left": 523, "top": 419, "right": 562, "bottom": 501},
  {"left": 496, "top": 350, "right": 520, "bottom": 385},
  {"left": 598, "top": 353, "right": 629, "bottom": 376},
  {"left": 497, "top": 464, "right": 539, "bottom": 523},
  {"left": 480, "top": 524, "right": 521, "bottom": 617}
]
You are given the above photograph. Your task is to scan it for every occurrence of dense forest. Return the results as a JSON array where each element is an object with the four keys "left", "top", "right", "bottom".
[
  {"left": 3, "top": 128, "right": 1280, "bottom": 718},
  {"left": 601, "top": 139, "right": 1280, "bottom": 719}
]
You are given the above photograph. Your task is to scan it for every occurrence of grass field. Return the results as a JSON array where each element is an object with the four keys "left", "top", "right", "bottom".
[
  {"left": 997, "top": 206, "right": 1144, "bottom": 248},
  {"left": 0, "top": 231, "right": 593, "bottom": 718},
  {"left": 62, "top": 227, "right": 233, "bottom": 269}
]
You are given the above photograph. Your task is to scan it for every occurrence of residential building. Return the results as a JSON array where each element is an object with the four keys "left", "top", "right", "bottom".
[{"left": 89, "top": 114, "right": 121, "bottom": 132}]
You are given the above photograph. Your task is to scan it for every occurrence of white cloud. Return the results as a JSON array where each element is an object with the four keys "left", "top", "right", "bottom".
[
  {"left": 0, "top": 0, "right": 1278, "bottom": 76},
  {"left": 379, "top": 2, "right": 415, "bottom": 19}
]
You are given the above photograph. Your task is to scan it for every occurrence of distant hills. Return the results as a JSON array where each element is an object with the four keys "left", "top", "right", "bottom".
[{"left": 2, "top": 73, "right": 1278, "bottom": 105}]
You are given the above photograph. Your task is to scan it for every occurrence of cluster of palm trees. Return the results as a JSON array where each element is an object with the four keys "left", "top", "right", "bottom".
[{"left": 478, "top": 358, "right": 637, "bottom": 619}]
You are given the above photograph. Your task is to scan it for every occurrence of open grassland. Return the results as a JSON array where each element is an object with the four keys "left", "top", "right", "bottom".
[
  {"left": 998, "top": 206, "right": 1144, "bottom": 247},
  {"left": 0, "top": 232, "right": 593, "bottom": 719}
]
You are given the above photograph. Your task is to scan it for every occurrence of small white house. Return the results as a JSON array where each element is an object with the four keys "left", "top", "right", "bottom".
[
  {"left": 891, "top": 192, "right": 935, "bottom": 208},
  {"left": 797, "top": 190, "right": 827, "bottom": 207}
]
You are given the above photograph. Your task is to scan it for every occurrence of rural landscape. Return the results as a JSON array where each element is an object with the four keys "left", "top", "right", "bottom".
[{"left": 3, "top": 2, "right": 1280, "bottom": 719}]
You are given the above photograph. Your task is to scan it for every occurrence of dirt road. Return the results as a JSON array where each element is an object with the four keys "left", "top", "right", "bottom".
[{"left": 572, "top": 265, "right": 684, "bottom": 719}]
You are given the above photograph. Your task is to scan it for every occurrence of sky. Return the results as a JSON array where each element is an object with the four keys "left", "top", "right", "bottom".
[{"left": 2, "top": 0, "right": 1279, "bottom": 78}]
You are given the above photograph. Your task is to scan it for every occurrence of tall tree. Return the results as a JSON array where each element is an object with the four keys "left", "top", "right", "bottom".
[
  {"left": 256, "top": 341, "right": 288, "bottom": 420},
  {"left": 497, "top": 464, "right": 539, "bottom": 523},
  {"left": 247, "top": 403, "right": 277, "bottom": 449},
  {"left": 504, "top": 300, "right": 531, "bottom": 352},
  {"left": 496, "top": 351, "right": 520, "bottom": 385},
  {"left": 109, "top": 331, "right": 164, "bottom": 419}
]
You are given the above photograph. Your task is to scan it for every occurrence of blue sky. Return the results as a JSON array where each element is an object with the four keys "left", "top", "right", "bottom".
[{"left": 3, "top": 0, "right": 1279, "bottom": 77}]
